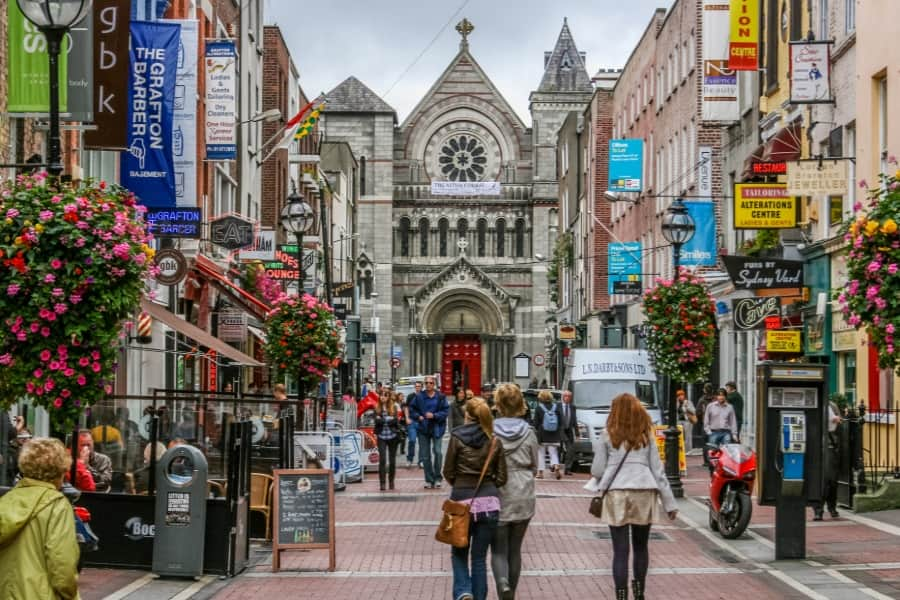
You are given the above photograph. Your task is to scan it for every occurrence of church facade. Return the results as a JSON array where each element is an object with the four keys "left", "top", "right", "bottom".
[{"left": 323, "top": 20, "right": 593, "bottom": 394}]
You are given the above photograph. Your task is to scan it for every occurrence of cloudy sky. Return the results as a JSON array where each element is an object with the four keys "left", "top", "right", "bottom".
[{"left": 266, "top": 0, "right": 672, "bottom": 125}]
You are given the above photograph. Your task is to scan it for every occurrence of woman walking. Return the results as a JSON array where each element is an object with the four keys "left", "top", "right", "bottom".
[
  {"left": 374, "top": 389, "right": 404, "bottom": 490},
  {"left": 533, "top": 390, "right": 563, "bottom": 479},
  {"left": 589, "top": 393, "right": 678, "bottom": 600},
  {"left": 491, "top": 384, "right": 539, "bottom": 600},
  {"left": 443, "top": 398, "right": 507, "bottom": 600}
]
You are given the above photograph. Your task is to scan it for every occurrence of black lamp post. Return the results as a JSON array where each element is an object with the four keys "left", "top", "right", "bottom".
[
  {"left": 16, "top": 0, "right": 92, "bottom": 178},
  {"left": 659, "top": 199, "right": 696, "bottom": 498},
  {"left": 281, "top": 188, "right": 315, "bottom": 429}
]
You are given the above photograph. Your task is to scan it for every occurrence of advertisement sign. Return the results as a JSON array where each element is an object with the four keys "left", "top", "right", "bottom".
[
  {"left": 558, "top": 325, "right": 576, "bottom": 341},
  {"left": 701, "top": 0, "right": 739, "bottom": 121},
  {"left": 210, "top": 214, "right": 255, "bottom": 250},
  {"left": 733, "top": 183, "right": 797, "bottom": 229},
  {"left": 608, "top": 241, "right": 642, "bottom": 294},
  {"left": 8, "top": 1, "right": 68, "bottom": 112},
  {"left": 608, "top": 139, "right": 644, "bottom": 192},
  {"left": 121, "top": 21, "right": 180, "bottom": 208},
  {"left": 728, "top": 0, "right": 759, "bottom": 71},
  {"left": 786, "top": 159, "right": 848, "bottom": 196},
  {"left": 218, "top": 310, "right": 246, "bottom": 342},
  {"left": 655, "top": 425, "right": 687, "bottom": 475},
  {"left": 266, "top": 246, "right": 319, "bottom": 291},
  {"left": 732, "top": 297, "right": 781, "bottom": 330},
  {"left": 766, "top": 330, "right": 802, "bottom": 353},
  {"left": 790, "top": 41, "right": 833, "bottom": 104},
  {"left": 167, "top": 20, "right": 198, "bottom": 207},
  {"left": 613, "top": 280, "right": 642, "bottom": 295},
  {"left": 430, "top": 181, "right": 501, "bottom": 196},
  {"left": 698, "top": 146, "right": 713, "bottom": 197},
  {"left": 238, "top": 229, "right": 276, "bottom": 261},
  {"left": 751, "top": 161, "right": 787, "bottom": 175},
  {"left": 722, "top": 256, "right": 804, "bottom": 290},
  {"left": 205, "top": 40, "right": 237, "bottom": 160},
  {"left": 681, "top": 201, "right": 716, "bottom": 267},
  {"left": 145, "top": 208, "right": 201, "bottom": 237},
  {"left": 85, "top": 0, "right": 131, "bottom": 149},
  {"left": 153, "top": 249, "right": 187, "bottom": 285},
  {"left": 66, "top": 11, "right": 93, "bottom": 122}
]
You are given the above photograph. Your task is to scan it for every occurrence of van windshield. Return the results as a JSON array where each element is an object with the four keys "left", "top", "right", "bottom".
[{"left": 572, "top": 380, "right": 658, "bottom": 410}]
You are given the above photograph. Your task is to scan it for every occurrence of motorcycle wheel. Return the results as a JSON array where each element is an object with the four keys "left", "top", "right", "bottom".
[
  {"left": 717, "top": 492, "right": 751, "bottom": 539},
  {"left": 708, "top": 504, "right": 719, "bottom": 532}
]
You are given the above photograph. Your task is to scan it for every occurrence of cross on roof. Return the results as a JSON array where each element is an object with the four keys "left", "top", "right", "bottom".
[{"left": 456, "top": 18, "right": 474, "bottom": 48}]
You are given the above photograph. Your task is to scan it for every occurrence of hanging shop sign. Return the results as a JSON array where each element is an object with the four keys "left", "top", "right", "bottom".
[
  {"left": 558, "top": 324, "right": 577, "bottom": 341},
  {"left": 701, "top": 0, "right": 739, "bottom": 121},
  {"left": 786, "top": 159, "right": 848, "bottom": 196},
  {"left": 732, "top": 296, "right": 781, "bottom": 330},
  {"left": 728, "top": 0, "right": 759, "bottom": 71},
  {"left": 765, "top": 330, "right": 802, "bottom": 353},
  {"left": 733, "top": 183, "right": 797, "bottom": 229},
  {"left": 210, "top": 214, "right": 255, "bottom": 250},
  {"left": 217, "top": 310, "right": 246, "bottom": 343},
  {"left": 697, "top": 146, "right": 713, "bottom": 197},
  {"left": 238, "top": 229, "right": 275, "bottom": 261},
  {"left": 166, "top": 19, "right": 198, "bottom": 207},
  {"left": 751, "top": 161, "right": 787, "bottom": 176},
  {"left": 681, "top": 201, "right": 717, "bottom": 267},
  {"left": 789, "top": 41, "right": 834, "bottom": 104},
  {"left": 723, "top": 256, "right": 804, "bottom": 290},
  {"left": 608, "top": 139, "right": 644, "bottom": 192},
  {"left": 7, "top": 1, "right": 68, "bottom": 113},
  {"left": 153, "top": 249, "right": 187, "bottom": 285},
  {"left": 204, "top": 39, "right": 237, "bottom": 160},
  {"left": 608, "top": 241, "right": 642, "bottom": 294},
  {"left": 66, "top": 9, "right": 94, "bottom": 123},
  {"left": 144, "top": 208, "right": 201, "bottom": 238},
  {"left": 84, "top": 0, "right": 131, "bottom": 149}
]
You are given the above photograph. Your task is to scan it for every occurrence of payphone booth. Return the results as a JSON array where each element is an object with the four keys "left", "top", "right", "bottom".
[{"left": 756, "top": 362, "right": 827, "bottom": 559}]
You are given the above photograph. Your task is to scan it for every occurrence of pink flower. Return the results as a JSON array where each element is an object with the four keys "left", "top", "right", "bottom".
[
  {"left": 6, "top": 284, "right": 19, "bottom": 296},
  {"left": 40, "top": 327, "right": 50, "bottom": 337},
  {"left": 76, "top": 375, "right": 87, "bottom": 386},
  {"left": 33, "top": 368, "right": 43, "bottom": 378},
  {"left": 91, "top": 350, "right": 100, "bottom": 360},
  {"left": 91, "top": 362, "right": 101, "bottom": 373},
  {"left": 890, "top": 264, "right": 899, "bottom": 275},
  {"left": 5, "top": 208, "right": 19, "bottom": 218},
  {"left": 53, "top": 398, "right": 62, "bottom": 408},
  {"left": 50, "top": 258, "right": 63, "bottom": 269},
  {"left": 78, "top": 356, "right": 90, "bottom": 367},
  {"left": 63, "top": 368, "right": 74, "bottom": 377},
  {"left": 0, "top": 354, "right": 11, "bottom": 365},
  {"left": 29, "top": 322, "right": 39, "bottom": 333},
  {"left": 43, "top": 274, "right": 55, "bottom": 284},
  {"left": 61, "top": 389, "right": 71, "bottom": 398},
  {"left": 40, "top": 349, "right": 51, "bottom": 361},
  {"left": 887, "top": 323, "right": 896, "bottom": 334}
]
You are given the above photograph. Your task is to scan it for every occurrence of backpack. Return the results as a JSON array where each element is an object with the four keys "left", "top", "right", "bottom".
[{"left": 542, "top": 403, "right": 559, "bottom": 432}]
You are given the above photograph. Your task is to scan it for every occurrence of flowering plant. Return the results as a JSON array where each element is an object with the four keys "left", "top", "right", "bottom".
[
  {"left": 642, "top": 269, "right": 717, "bottom": 382},
  {"left": 836, "top": 166, "right": 900, "bottom": 372},
  {"left": 0, "top": 174, "right": 154, "bottom": 429},
  {"left": 264, "top": 293, "right": 341, "bottom": 395}
]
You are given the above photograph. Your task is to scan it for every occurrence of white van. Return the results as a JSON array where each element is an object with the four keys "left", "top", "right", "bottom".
[{"left": 563, "top": 349, "right": 661, "bottom": 465}]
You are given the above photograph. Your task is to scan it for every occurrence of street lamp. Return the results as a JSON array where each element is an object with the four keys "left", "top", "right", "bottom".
[
  {"left": 16, "top": 0, "right": 92, "bottom": 177},
  {"left": 659, "top": 199, "right": 696, "bottom": 498}
]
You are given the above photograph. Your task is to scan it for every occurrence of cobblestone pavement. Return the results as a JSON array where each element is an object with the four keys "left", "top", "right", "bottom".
[{"left": 80, "top": 455, "right": 900, "bottom": 599}]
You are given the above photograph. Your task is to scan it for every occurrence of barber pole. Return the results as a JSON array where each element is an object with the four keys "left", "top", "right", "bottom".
[{"left": 136, "top": 312, "right": 153, "bottom": 343}]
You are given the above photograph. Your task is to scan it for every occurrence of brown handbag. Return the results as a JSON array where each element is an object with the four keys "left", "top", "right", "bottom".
[
  {"left": 589, "top": 447, "right": 631, "bottom": 519},
  {"left": 435, "top": 438, "right": 498, "bottom": 548}
]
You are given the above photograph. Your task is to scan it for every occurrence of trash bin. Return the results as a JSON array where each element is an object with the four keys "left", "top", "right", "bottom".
[{"left": 152, "top": 444, "right": 208, "bottom": 577}]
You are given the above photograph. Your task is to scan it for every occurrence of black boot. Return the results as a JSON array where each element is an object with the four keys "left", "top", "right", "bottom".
[
  {"left": 388, "top": 479, "right": 395, "bottom": 490},
  {"left": 632, "top": 579, "right": 644, "bottom": 600},
  {"left": 615, "top": 588, "right": 627, "bottom": 600}
]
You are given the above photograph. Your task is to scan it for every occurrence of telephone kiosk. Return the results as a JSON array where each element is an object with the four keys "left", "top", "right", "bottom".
[{"left": 756, "top": 362, "right": 827, "bottom": 560}]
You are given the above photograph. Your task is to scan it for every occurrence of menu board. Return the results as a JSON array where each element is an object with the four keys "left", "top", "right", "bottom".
[{"left": 272, "top": 469, "right": 335, "bottom": 571}]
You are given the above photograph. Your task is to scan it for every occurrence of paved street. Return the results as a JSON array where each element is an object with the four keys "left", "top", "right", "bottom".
[{"left": 79, "top": 455, "right": 900, "bottom": 599}]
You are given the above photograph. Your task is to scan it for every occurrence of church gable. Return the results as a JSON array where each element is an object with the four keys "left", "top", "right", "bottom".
[{"left": 412, "top": 254, "right": 517, "bottom": 307}]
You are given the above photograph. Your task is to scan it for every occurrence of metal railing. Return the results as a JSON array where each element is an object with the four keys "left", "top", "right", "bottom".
[{"left": 863, "top": 406, "right": 900, "bottom": 490}]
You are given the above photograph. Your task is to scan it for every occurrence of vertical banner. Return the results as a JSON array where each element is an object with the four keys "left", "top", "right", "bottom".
[
  {"left": 205, "top": 40, "right": 237, "bottom": 160},
  {"left": 728, "top": 0, "right": 759, "bottom": 71},
  {"left": 66, "top": 9, "right": 94, "bottom": 122},
  {"left": 701, "top": 0, "right": 738, "bottom": 121},
  {"left": 607, "top": 139, "right": 644, "bottom": 192},
  {"left": 608, "top": 241, "right": 642, "bottom": 294},
  {"left": 789, "top": 42, "right": 833, "bottom": 104},
  {"left": 166, "top": 19, "right": 198, "bottom": 207},
  {"left": 85, "top": 0, "right": 132, "bottom": 149},
  {"left": 121, "top": 21, "right": 180, "bottom": 208},
  {"left": 7, "top": 1, "right": 68, "bottom": 113},
  {"left": 697, "top": 145, "right": 713, "bottom": 197},
  {"left": 681, "top": 201, "right": 717, "bottom": 267}
]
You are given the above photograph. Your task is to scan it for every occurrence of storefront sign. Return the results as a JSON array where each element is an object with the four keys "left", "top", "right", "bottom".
[
  {"left": 66, "top": 10, "right": 94, "bottom": 122},
  {"left": 728, "top": 0, "right": 759, "bottom": 71},
  {"left": 145, "top": 208, "right": 201, "bottom": 238},
  {"left": 166, "top": 19, "right": 198, "bottom": 207},
  {"left": 85, "top": 0, "right": 131, "bottom": 149},
  {"left": 766, "top": 330, "right": 802, "bottom": 353},
  {"left": 734, "top": 183, "right": 797, "bottom": 229},
  {"left": 722, "top": 256, "right": 804, "bottom": 290},
  {"left": 153, "top": 249, "right": 187, "bottom": 285},
  {"left": 217, "top": 310, "right": 246, "bottom": 342},
  {"left": 210, "top": 214, "right": 255, "bottom": 250},
  {"left": 833, "top": 329, "right": 857, "bottom": 352},
  {"left": 681, "top": 201, "right": 716, "bottom": 267},
  {"left": 608, "top": 241, "right": 642, "bottom": 294},
  {"left": 732, "top": 296, "right": 781, "bottom": 330},
  {"left": 331, "top": 281, "right": 355, "bottom": 298},
  {"left": 701, "top": 0, "right": 739, "bottom": 121},
  {"left": 205, "top": 40, "right": 237, "bottom": 159},
  {"left": 751, "top": 161, "right": 787, "bottom": 175},
  {"left": 608, "top": 139, "right": 644, "bottom": 192},
  {"left": 698, "top": 146, "right": 713, "bottom": 196},
  {"left": 790, "top": 41, "right": 833, "bottom": 104},
  {"left": 558, "top": 324, "right": 576, "bottom": 341},
  {"left": 786, "top": 159, "right": 848, "bottom": 196},
  {"left": 613, "top": 280, "right": 642, "bottom": 295},
  {"left": 238, "top": 229, "right": 275, "bottom": 261}
]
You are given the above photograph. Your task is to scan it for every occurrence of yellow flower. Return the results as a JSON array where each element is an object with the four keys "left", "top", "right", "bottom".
[
  {"left": 850, "top": 222, "right": 859, "bottom": 236},
  {"left": 865, "top": 220, "right": 880, "bottom": 237},
  {"left": 4, "top": 218, "right": 11, "bottom": 225},
  {"left": 13, "top": 236, "right": 23, "bottom": 245},
  {"left": 34, "top": 223, "right": 44, "bottom": 233},
  {"left": 882, "top": 219, "right": 898, "bottom": 235}
]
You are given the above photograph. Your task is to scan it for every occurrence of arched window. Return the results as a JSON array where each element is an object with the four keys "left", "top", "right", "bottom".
[
  {"left": 476, "top": 218, "right": 487, "bottom": 257},
  {"left": 438, "top": 218, "right": 449, "bottom": 257},
  {"left": 496, "top": 218, "right": 506, "bottom": 257},
  {"left": 399, "top": 217, "right": 410, "bottom": 257},
  {"left": 419, "top": 218, "right": 429, "bottom": 257},
  {"left": 514, "top": 218, "right": 526, "bottom": 257},
  {"left": 457, "top": 218, "right": 468, "bottom": 252}
]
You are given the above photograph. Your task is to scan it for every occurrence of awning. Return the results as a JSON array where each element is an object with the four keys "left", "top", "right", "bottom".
[
  {"left": 193, "top": 254, "right": 271, "bottom": 320},
  {"left": 140, "top": 298, "right": 265, "bottom": 367},
  {"left": 247, "top": 325, "right": 267, "bottom": 344},
  {"left": 762, "top": 120, "right": 802, "bottom": 163}
]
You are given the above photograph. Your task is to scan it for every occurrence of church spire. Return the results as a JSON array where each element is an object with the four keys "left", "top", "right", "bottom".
[
  {"left": 537, "top": 18, "right": 592, "bottom": 93},
  {"left": 456, "top": 18, "right": 474, "bottom": 51}
]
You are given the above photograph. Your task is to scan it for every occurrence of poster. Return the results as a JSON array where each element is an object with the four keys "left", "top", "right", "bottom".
[
  {"left": 790, "top": 42, "right": 833, "bottom": 104},
  {"left": 205, "top": 40, "right": 237, "bottom": 160},
  {"left": 66, "top": 9, "right": 93, "bottom": 122},
  {"left": 608, "top": 139, "right": 644, "bottom": 192},
  {"left": 84, "top": 0, "right": 131, "bottom": 149},
  {"left": 654, "top": 426, "right": 687, "bottom": 475},
  {"left": 733, "top": 183, "right": 796, "bottom": 229},
  {"left": 121, "top": 21, "right": 180, "bottom": 208},
  {"left": 728, "top": 0, "right": 759, "bottom": 71},
  {"left": 7, "top": 1, "right": 68, "bottom": 113},
  {"left": 766, "top": 330, "right": 802, "bottom": 353},
  {"left": 681, "top": 201, "right": 716, "bottom": 267},
  {"left": 701, "top": 0, "right": 738, "bottom": 121},
  {"left": 608, "top": 241, "right": 642, "bottom": 294},
  {"left": 166, "top": 19, "right": 198, "bottom": 207}
]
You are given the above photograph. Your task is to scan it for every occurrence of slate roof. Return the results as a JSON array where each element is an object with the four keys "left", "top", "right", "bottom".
[
  {"left": 537, "top": 18, "right": 593, "bottom": 93},
  {"left": 325, "top": 76, "right": 396, "bottom": 115}
]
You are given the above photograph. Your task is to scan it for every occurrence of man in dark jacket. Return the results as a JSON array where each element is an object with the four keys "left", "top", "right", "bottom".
[
  {"left": 405, "top": 382, "right": 423, "bottom": 468},
  {"left": 408, "top": 376, "right": 449, "bottom": 489},
  {"left": 725, "top": 382, "right": 744, "bottom": 442},
  {"left": 559, "top": 390, "right": 578, "bottom": 475}
]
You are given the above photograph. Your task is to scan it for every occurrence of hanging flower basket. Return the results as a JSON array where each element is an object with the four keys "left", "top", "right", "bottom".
[
  {"left": 0, "top": 175, "right": 154, "bottom": 429},
  {"left": 836, "top": 166, "right": 900, "bottom": 373},
  {"left": 642, "top": 269, "right": 717, "bottom": 383},
  {"left": 264, "top": 293, "right": 342, "bottom": 395}
]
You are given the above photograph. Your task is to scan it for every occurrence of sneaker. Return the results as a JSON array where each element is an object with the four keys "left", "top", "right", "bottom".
[
  {"left": 830, "top": 510, "right": 840, "bottom": 518},
  {"left": 813, "top": 511, "right": 824, "bottom": 521},
  {"left": 424, "top": 483, "right": 435, "bottom": 489},
  {"left": 457, "top": 594, "right": 474, "bottom": 600},
  {"left": 435, "top": 482, "right": 442, "bottom": 488}
]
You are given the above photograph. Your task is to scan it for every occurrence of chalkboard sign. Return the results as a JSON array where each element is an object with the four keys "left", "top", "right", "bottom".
[{"left": 272, "top": 469, "right": 335, "bottom": 571}]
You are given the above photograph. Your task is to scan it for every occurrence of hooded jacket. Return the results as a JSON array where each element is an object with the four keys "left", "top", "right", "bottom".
[
  {"left": 494, "top": 417, "right": 540, "bottom": 522},
  {"left": 0, "top": 478, "right": 80, "bottom": 599},
  {"left": 443, "top": 423, "right": 507, "bottom": 502}
]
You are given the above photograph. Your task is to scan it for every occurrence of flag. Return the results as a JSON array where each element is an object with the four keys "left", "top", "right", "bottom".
[
  {"left": 293, "top": 102, "right": 326, "bottom": 141},
  {"left": 270, "top": 96, "right": 323, "bottom": 153}
]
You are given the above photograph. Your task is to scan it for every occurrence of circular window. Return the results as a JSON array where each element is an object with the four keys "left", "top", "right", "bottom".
[{"left": 438, "top": 134, "right": 488, "bottom": 181}]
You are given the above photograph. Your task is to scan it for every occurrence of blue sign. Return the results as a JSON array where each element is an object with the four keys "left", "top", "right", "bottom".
[
  {"left": 121, "top": 21, "right": 180, "bottom": 208},
  {"left": 145, "top": 208, "right": 202, "bottom": 238},
  {"left": 608, "top": 139, "right": 644, "bottom": 192},
  {"left": 608, "top": 241, "right": 642, "bottom": 294},
  {"left": 681, "top": 201, "right": 717, "bottom": 267}
]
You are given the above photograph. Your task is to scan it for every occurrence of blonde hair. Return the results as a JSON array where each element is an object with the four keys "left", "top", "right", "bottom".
[
  {"left": 465, "top": 389, "right": 475, "bottom": 400},
  {"left": 465, "top": 397, "right": 493, "bottom": 438},
  {"left": 494, "top": 383, "right": 526, "bottom": 417},
  {"left": 376, "top": 391, "right": 397, "bottom": 416},
  {"left": 18, "top": 437, "right": 71, "bottom": 483},
  {"left": 538, "top": 389, "right": 554, "bottom": 403}
]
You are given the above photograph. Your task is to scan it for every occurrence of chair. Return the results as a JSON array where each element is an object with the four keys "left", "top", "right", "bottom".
[{"left": 250, "top": 473, "right": 274, "bottom": 540}]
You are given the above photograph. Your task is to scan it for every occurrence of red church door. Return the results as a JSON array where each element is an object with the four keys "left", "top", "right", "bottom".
[{"left": 441, "top": 335, "right": 482, "bottom": 396}]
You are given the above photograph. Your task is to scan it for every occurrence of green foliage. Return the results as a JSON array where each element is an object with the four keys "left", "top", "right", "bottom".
[
  {"left": 739, "top": 229, "right": 780, "bottom": 256},
  {"left": 547, "top": 232, "right": 574, "bottom": 306}
]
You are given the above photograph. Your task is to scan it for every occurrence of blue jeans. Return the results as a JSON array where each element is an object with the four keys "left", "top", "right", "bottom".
[
  {"left": 707, "top": 430, "right": 732, "bottom": 447},
  {"left": 419, "top": 432, "right": 443, "bottom": 485},
  {"left": 451, "top": 512, "right": 499, "bottom": 600},
  {"left": 406, "top": 422, "right": 418, "bottom": 463}
]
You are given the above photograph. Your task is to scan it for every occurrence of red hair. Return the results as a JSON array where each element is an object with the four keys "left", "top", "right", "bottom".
[{"left": 607, "top": 393, "right": 652, "bottom": 450}]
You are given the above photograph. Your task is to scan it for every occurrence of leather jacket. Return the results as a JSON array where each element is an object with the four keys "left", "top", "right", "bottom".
[{"left": 443, "top": 423, "right": 507, "bottom": 492}]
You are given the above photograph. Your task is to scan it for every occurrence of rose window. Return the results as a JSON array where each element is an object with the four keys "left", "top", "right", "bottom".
[{"left": 438, "top": 135, "right": 488, "bottom": 181}]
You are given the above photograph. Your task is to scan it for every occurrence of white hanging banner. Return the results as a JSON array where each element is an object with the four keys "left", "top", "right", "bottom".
[
  {"left": 789, "top": 41, "right": 833, "bottom": 104},
  {"left": 166, "top": 19, "right": 198, "bottom": 207},
  {"left": 430, "top": 181, "right": 501, "bottom": 196},
  {"left": 701, "top": 0, "right": 739, "bottom": 121}
]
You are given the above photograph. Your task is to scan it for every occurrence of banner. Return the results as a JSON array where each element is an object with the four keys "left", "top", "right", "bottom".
[
  {"left": 608, "top": 241, "right": 642, "bottom": 294},
  {"left": 121, "top": 21, "right": 180, "bottom": 208},
  {"left": 84, "top": 0, "right": 131, "bottom": 149},
  {"left": 732, "top": 297, "right": 781, "bottom": 330},
  {"left": 430, "top": 181, "right": 501, "bottom": 196},
  {"left": 790, "top": 41, "right": 833, "bottom": 104},
  {"left": 681, "top": 201, "right": 716, "bottom": 267},
  {"left": 7, "top": 1, "right": 68, "bottom": 113},
  {"left": 697, "top": 146, "right": 713, "bottom": 197},
  {"left": 205, "top": 40, "right": 237, "bottom": 160},
  {"left": 786, "top": 159, "right": 848, "bottom": 196},
  {"left": 728, "top": 0, "right": 759, "bottom": 71},
  {"left": 733, "top": 183, "right": 797, "bottom": 229},
  {"left": 701, "top": 0, "right": 738, "bottom": 121},
  {"left": 66, "top": 9, "right": 93, "bottom": 122},
  {"left": 167, "top": 19, "right": 198, "bottom": 207},
  {"left": 608, "top": 139, "right": 644, "bottom": 192},
  {"left": 722, "top": 256, "right": 804, "bottom": 290}
]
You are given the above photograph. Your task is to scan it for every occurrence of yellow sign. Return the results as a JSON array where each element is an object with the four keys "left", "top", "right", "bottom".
[
  {"left": 558, "top": 324, "right": 576, "bottom": 341},
  {"left": 728, "top": 0, "right": 759, "bottom": 70},
  {"left": 786, "top": 160, "right": 849, "bottom": 196},
  {"left": 766, "top": 330, "right": 802, "bottom": 353},
  {"left": 654, "top": 425, "right": 687, "bottom": 475},
  {"left": 734, "top": 183, "right": 797, "bottom": 229}
]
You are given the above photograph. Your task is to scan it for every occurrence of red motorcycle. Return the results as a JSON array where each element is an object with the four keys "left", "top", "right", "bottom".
[{"left": 707, "top": 443, "right": 756, "bottom": 539}]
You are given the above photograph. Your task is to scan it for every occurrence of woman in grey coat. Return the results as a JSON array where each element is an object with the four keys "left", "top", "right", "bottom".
[{"left": 490, "top": 384, "right": 539, "bottom": 600}]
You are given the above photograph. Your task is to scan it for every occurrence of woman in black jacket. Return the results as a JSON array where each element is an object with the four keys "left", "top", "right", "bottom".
[
  {"left": 374, "top": 390, "right": 404, "bottom": 491},
  {"left": 533, "top": 390, "right": 563, "bottom": 479}
]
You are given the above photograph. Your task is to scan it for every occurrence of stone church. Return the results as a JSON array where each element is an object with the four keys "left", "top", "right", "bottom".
[{"left": 323, "top": 19, "right": 593, "bottom": 395}]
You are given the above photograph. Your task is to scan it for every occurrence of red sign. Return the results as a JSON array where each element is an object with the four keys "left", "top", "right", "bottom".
[
  {"left": 764, "top": 315, "right": 782, "bottom": 329},
  {"left": 752, "top": 162, "right": 787, "bottom": 175},
  {"left": 207, "top": 350, "right": 217, "bottom": 391}
]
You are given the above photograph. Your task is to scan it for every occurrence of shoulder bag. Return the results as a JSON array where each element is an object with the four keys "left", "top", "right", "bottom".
[
  {"left": 589, "top": 445, "right": 632, "bottom": 519},
  {"left": 435, "top": 438, "right": 498, "bottom": 548}
]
